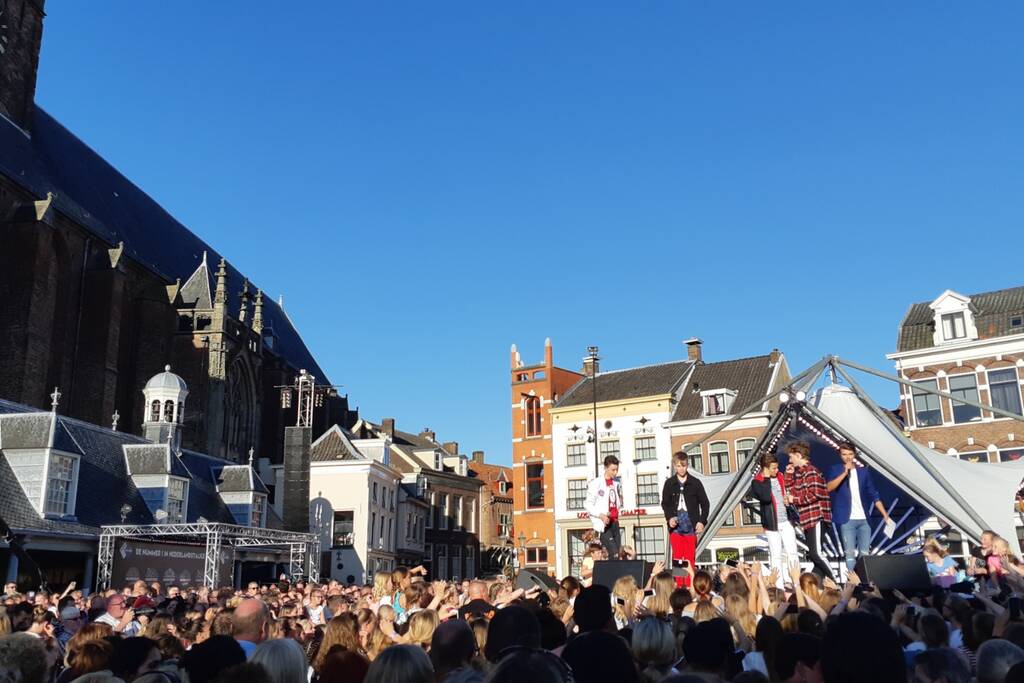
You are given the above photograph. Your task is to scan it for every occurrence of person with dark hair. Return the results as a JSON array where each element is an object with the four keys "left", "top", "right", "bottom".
[
  {"left": 914, "top": 648, "right": 970, "bottom": 683},
  {"left": 535, "top": 609, "right": 567, "bottom": 651},
  {"left": 796, "top": 610, "right": 824, "bottom": 638},
  {"left": 180, "top": 635, "right": 246, "bottom": 683},
  {"left": 750, "top": 454, "right": 798, "bottom": 587},
  {"left": 783, "top": 441, "right": 835, "bottom": 582},
  {"left": 825, "top": 442, "right": 891, "bottom": 572},
  {"left": 821, "top": 612, "right": 904, "bottom": 683},
  {"left": 562, "top": 629, "right": 638, "bottom": 683},
  {"left": 743, "top": 616, "right": 783, "bottom": 679},
  {"left": 110, "top": 637, "right": 162, "bottom": 683},
  {"left": 316, "top": 647, "right": 370, "bottom": 683},
  {"left": 661, "top": 451, "right": 710, "bottom": 588},
  {"left": 572, "top": 585, "right": 614, "bottom": 633},
  {"left": 216, "top": 662, "right": 274, "bottom": 683},
  {"left": 774, "top": 633, "right": 821, "bottom": 683},
  {"left": 430, "top": 619, "right": 480, "bottom": 682},
  {"left": 586, "top": 455, "right": 624, "bottom": 558},
  {"left": 483, "top": 606, "right": 541, "bottom": 663},
  {"left": 483, "top": 647, "right": 571, "bottom": 683},
  {"left": 681, "top": 618, "right": 735, "bottom": 679}
]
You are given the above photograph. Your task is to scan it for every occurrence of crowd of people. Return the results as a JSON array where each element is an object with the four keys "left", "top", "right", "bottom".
[
  {"left": 4, "top": 442, "right": 1024, "bottom": 683},
  {"left": 4, "top": 545, "right": 1024, "bottom": 683}
]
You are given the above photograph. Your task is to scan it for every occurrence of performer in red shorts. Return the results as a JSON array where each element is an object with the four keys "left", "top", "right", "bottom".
[{"left": 661, "top": 450, "right": 709, "bottom": 587}]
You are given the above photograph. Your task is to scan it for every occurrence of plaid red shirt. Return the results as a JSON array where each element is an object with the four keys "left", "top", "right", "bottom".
[{"left": 785, "top": 464, "right": 831, "bottom": 529}]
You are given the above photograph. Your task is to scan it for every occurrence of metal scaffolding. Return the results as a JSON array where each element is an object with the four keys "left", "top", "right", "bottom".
[{"left": 97, "top": 522, "right": 319, "bottom": 590}]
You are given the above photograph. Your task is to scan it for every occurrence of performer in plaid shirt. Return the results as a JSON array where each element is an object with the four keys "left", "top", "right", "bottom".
[{"left": 784, "top": 440, "right": 836, "bottom": 581}]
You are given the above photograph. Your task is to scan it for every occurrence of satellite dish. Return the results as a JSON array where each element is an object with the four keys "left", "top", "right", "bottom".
[{"left": 154, "top": 509, "right": 168, "bottom": 521}]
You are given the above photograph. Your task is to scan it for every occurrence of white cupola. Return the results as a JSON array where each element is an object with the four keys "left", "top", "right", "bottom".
[{"left": 142, "top": 365, "right": 189, "bottom": 448}]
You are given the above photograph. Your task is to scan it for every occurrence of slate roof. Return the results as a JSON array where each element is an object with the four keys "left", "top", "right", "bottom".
[
  {"left": 555, "top": 361, "right": 693, "bottom": 408},
  {"left": 216, "top": 465, "right": 269, "bottom": 494},
  {"left": 123, "top": 444, "right": 191, "bottom": 478},
  {"left": 0, "top": 400, "right": 276, "bottom": 535},
  {"left": 0, "top": 108, "right": 328, "bottom": 380},
  {"left": 897, "top": 286, "right": 1024, "bottom": 352},
  {"left": 670, "top": 354, "right": 778, "bottom": 422},
  {"left": 310, "top": 426, "right": 364, "bottom": 462}
]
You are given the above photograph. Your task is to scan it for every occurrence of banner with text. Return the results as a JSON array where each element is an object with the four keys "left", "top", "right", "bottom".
[{"left": 111, "top": 539, "right": 233, "bottom": 588}]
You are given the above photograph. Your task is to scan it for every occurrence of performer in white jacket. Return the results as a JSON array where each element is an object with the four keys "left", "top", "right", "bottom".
[{"left": 585, "top": 455, "right": 623, "bottom": 558}]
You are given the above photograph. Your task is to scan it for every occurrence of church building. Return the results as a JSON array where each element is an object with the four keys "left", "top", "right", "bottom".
[{"left": 0, "top": 0, "right": 355, "bottom": 468}]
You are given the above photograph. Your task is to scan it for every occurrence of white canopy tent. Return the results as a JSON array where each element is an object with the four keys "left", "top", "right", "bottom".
[{"left": 696, "top": 357, "right": 1024, "bottom": 557}]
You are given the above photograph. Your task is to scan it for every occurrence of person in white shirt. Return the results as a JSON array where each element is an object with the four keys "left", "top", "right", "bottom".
[
  {"left": 94, "top": 594, "right": 141, "bottom": 636},
  {"left": 585, "top": 456, "right": 624, "bottom": 559},
  {"left": 825, "top": 442, "right": 891, "bottom": 572}
]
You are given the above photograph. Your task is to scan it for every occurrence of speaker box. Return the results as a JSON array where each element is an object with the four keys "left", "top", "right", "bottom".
[
  {"left": 516, "top": 568, "right": 560, "bottom": 592},
  {"left": 854, "top": 554, "right": 932, "bottom": 594},
  {"left": 592, "top": 560, "right": 647, "bottom": 591}
]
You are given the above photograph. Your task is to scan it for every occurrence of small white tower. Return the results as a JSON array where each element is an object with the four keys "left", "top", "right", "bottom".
[{"left": 142, "top": 365, "right": 189, "bottom": 450}]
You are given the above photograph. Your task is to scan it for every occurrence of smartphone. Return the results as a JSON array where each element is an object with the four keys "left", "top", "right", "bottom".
[
  {"left": 726, "top": 559, "right": 739, "bottom": 568},
  {"left": 674, "top": 559, "right": 690, "bottom": 568},
  {"left": 643, "top": 589, "right": 654, "bottom": 597},
  {"left": 905, "top": 604, "right": 916, "bottom": 617},
  {"left": 615, "top": 597, "right": 626, "bottom": 605}
]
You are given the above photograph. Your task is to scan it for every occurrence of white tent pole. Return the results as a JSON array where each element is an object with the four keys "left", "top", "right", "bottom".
[
  {"left": 694, "top": 359, "right": 833, "bottom": 556},
  {"left": 837, "top": 357, "right": 1024, "bottom": 424},
  {"left": 800, "top": 400, "right": 982, "bottom": 542},
  {"left": 832, "top": 362, "right": 990, "bottom": 533}
]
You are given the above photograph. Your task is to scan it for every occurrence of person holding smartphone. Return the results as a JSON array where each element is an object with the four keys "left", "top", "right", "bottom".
[{"left": 661, "top": 450, "right": 709, "bottom": 587}]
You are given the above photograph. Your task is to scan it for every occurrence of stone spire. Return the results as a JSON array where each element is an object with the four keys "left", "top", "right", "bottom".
[
  {"left": 238, "top": 279, "right": 250, "bottom": 323},
  {"left": 212, "top": 258, "right": 228, "bottom": 331},
  {"left": 252, "top": 289, "right": 264, "bottom": 335}
]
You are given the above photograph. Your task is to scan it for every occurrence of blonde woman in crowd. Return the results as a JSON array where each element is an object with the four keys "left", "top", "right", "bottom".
[{"left": 612, "top": 575, "right": 640, "bottom": 630}]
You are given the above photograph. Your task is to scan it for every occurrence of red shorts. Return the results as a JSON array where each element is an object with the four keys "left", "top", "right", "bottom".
[{"left": 669, "top": 531, "right": 696, "bottom": 588}]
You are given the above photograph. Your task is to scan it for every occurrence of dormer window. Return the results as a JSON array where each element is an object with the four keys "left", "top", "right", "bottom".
[
  {"left": 167, "top": 478, "right": 187, "bottom": 523},
  {"left": 434, "top": 451, "right": 444, "bottom": 471},
  {"left": 44, "top": 453, "right": 78, "bottom": 516},
  {"left": 929, "top": 290, "right": 977, "bottom": 346},
  {"left": 251, "top": 494, "right": 266, "bottom": 526},
  {"left": 700, "top": 389, "right": 737, "bottom": 417},
  {"left": 941, "top": 312, "right": 966, "bottom": 341}
]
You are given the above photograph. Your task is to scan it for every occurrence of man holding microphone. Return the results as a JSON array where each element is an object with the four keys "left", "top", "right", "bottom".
[{"left": 825, "top": 441, "right": 891, "bottom": 572}]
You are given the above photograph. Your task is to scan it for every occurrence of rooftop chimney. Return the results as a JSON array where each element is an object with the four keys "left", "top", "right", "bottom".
[
  {"left": 443, "top": 441, "right": 459, "bottom": 456},
  {"left": 382, "top": 417, "right": 396, "bottom": 438},
  {"left": 685, "top": 337, "right": 703, "bottom": 363},
  {"left": 419, "top": 428, "right": 436, "bottom": 443},
  {"left": 471, "top": 450, "right": 485, "bottom": 464},
  {"left": 582, "top": 346, "right": 600, "bottom": 377},
  {"left": 769, "top": 348, "right": 781, "bottom": 365}
]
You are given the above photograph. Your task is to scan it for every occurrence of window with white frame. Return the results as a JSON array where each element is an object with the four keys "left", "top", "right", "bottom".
[
  {"left": 958, "top": 451, "right": 988, "bottom": 464},
  {"left": 498, "top": 512, "right": 511, "bottom": 537},
  {"left": 439, "top": 494, "right": 449, "bottom": 530},
  {"left": 634, "top": 436, "right": 657, "bottom": 461},
  {"left": 684, "top": 444, "right": 703, "bottom": 473},
  {"left": 599, "top": 440, "right": 620, "bottom": 461},
  {"left": 372, "top": 482, "right": 378, "bottom": 504},
  {"left": 704, "top": 393, "right": 727, "bottom": 416},
  {"left": 466, "top": 501, "right": 474, "bottom": 533},
  {"left": 371, "top": 512, "right": 376, "bottom": 546},
  {"left": 250, "top": 493, "right": 265, "bottom": 527},
  {"left": 466, "top": 546, "right": 475, "bottom": 579},
  {"left": 942, "top": 312, "right": 967, "bottom": 341},
  {"left": 567, "top": 479, "right": 587, "bottom": 510},
  {"left": 709, "top": 442, "right": 730, "bottom": 474},
  {"left": 567, "top": 442, "right": 587, "bottom": 467},
  {"left": 526, "top": 547, "right": 548, "bottom": 565},
  {"left": 912, "top": 380, "right": 943, "bottom": 427},
  {"left": 990, "top": 368, "right": 1023, "bottom": 416},
  {"left": 454, "top": 495, "right": 463, "bottom": 529},
  {"left": 736, "top": 438, "right": 756, "bottom": 463},
  {"left": 567, "top": 529, "right": 588, "bottom": 576},
  {"left": 44, "top": 454, "right": 76, "bottom": 516},
  {"left": 636, "top": 473, "right": 659, "bottom": 506},
  {"left": 434, "top": 452, "right": 444, "bottom": 471},
  {"left": 426, "top": 492, "right": 435, "bottom": 528},
  {"left": 949, "top": 374, "right": 982, "bottom": 423},
  {"left": 632, "top": 526, "right": 664, "bottom": 564},
  {"left": 168, "top": 478, "right": 187, "bottom": 523}
]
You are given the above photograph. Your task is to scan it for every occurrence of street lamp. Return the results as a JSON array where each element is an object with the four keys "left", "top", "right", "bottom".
[
  {"left": 586, "top": 346, "right": 600, "bottom": 477},
  {"left": 517, "top": 532, "right": 527, "bottom": 574}
]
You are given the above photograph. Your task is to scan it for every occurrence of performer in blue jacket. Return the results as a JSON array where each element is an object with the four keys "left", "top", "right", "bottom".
[{"left": 824, "top": 441, "right": 891, "bottom": 570}]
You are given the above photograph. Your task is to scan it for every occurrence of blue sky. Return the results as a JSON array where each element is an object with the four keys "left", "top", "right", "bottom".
[{"left": 38, "top": 2, "right": 1024, "bottom": 465}]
